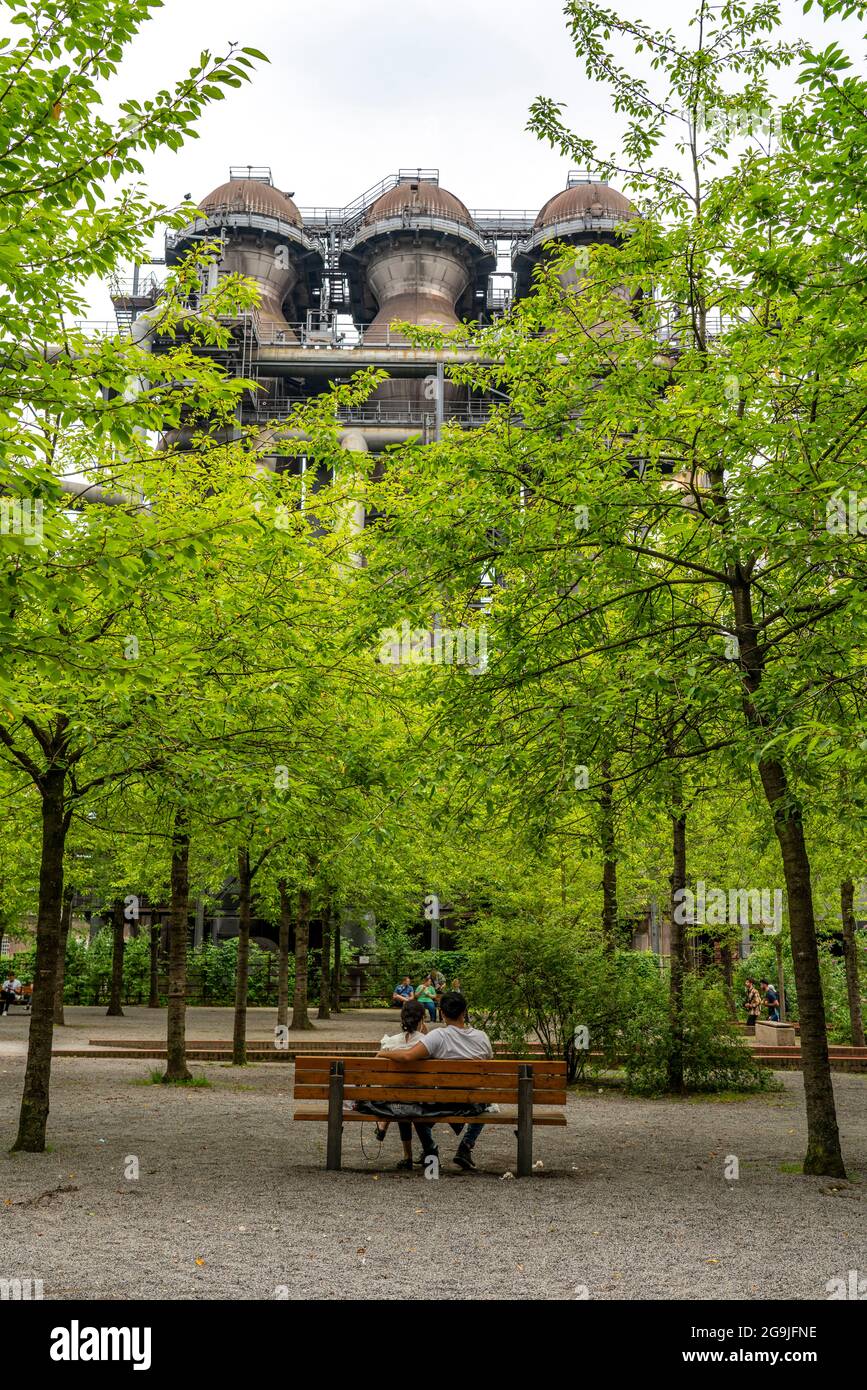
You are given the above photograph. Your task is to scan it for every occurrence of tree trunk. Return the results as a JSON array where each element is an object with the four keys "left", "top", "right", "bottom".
[
  {"left": 600, "top": 765, "right": 617, "bottom": 954},
  {"left": 277, "top": 878, "right": 291, "bottom": 1028},
  {"left": 164, "top": 812, "right": 191, "bottom": 1082},
  {"left": 775, "top": 934, "right": 787, "bottom": 1023},
  {"left": 106, "top": 897, "right": 125, "bottom": 1017},
  {"left": 53, "top": 884, "right": 74, "bottom": 1026},
  {"left": 318, "top": 899, "right": 332, "bottom": 1020},
  {"left": 733, "top": 576, "right": 845, "bottom": 1178},
  {"left": 289, "top": 887, "right": 314, "bottom": 1030},
  {"left": 13, "top": 769, "right": 67, "bottom": 1152},
  {"left": 841, "top": 879, "right": 865, "bottom": 1048},
  {"left": 148, "top": 923, "right": 160, "bottom": 1007},
  {"left": 759, "top": 766, "right": 845, "bottom": 1174},
  {"left": 667, "top": 809, "right": 688, "bottom": 1094},
  {"left": 331, "top": 915, "right": 342, "bottom": 1013},
  {"left": 232, "top": 846, "right": 252, "bottom": 1065}
]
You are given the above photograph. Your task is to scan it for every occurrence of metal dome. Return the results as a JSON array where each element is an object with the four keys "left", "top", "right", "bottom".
[
  {"left": 364, "top": 180, "right": 474, "bottom": 229},
  {"left": 199, "top": 178, "right": 303, "bottom": 226},
  {"left": 534, "top": 181, "right": 632, "bottom": 229}
]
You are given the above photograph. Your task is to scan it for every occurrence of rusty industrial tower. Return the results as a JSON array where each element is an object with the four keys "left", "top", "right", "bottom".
[{"left": 112, "top": 167, "right": 634, "bottom": 469}]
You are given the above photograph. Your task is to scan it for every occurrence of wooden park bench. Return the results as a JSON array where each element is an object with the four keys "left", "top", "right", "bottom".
[{"left": 293, "top": 1055, "right": 567, "bottom": 1176}]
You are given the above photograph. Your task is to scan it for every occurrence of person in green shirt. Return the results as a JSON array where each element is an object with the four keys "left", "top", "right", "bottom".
[{"left": 415, "top": 975, "right": 437, "bottom": 1022}]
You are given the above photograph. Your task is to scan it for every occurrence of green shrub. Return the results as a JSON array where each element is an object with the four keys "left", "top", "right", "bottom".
[
  {"left": 122, "top": 934, "right": 151, "bottom": 1003},
  {"left": 622, "top": 974, "right": 772, "bottom": 1095},
  {"left": 818, "top": 948, "right": 863, "bottom": 1045},
  {"left": 461, "top": 913, "right": 768, "bottom": 1092},
  {"left": 191, "top": 938, "right": 291, "bottom": 1005},
  {"left": 461, "top": 915, "right": 654, "bottom": 1080}
]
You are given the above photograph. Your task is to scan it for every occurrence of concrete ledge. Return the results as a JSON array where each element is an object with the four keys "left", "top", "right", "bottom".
[{"left": 754, "top": 1021, "right": 797, "bottom": 1046}]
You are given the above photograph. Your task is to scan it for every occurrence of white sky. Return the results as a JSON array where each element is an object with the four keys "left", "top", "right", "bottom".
[
  {"left": 84, "top": 0, "right": 860, "bottom": 318},
  {"left": 120, "top": 0, "right": 612, "bottom": 212}
]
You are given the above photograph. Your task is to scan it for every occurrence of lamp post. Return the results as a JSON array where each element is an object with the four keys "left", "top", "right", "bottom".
[{"left": 424, "top": 894, "right": 440, "bottom": 951}]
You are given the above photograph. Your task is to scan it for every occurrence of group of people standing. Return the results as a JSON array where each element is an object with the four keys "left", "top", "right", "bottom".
[{"left": 744, "top": 977, "right": 781, "bottom": 1028}]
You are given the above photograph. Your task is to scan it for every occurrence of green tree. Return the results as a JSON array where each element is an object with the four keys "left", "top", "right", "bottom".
[{"left": 0, "top": 0, "right": 265, "bottom": 1149}]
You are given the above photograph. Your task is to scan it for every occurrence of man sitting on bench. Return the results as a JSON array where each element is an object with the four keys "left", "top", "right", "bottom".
[
  {"left": 0, "top": 972, "right": 21, "bottom": 1016},
  {"left": 376, "top": 990, "right": 493, "bottom": 1172}
]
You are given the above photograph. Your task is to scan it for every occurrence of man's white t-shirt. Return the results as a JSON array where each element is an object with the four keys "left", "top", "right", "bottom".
[
  {"left": 4, "top": 979, "right": 21, "bottom": 995},
  {"left": 418, "top": 1023, "right": 493, "bottom": 1060}
]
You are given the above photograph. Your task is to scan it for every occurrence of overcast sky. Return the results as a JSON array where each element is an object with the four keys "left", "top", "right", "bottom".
[
  {"left": 85, "top": 0, "right": 856, "bottom": 317},
  {"left": 121, "top": 0, "right": 620, "bottom": 213}
]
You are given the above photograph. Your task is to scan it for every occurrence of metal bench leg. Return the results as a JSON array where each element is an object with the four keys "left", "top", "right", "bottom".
[
  {"left": 517, "top": 1063, "right": 533, "bottom": 1176},
  {"left": 326, "top": 1060, "right": 344, "bottom": 1171}
]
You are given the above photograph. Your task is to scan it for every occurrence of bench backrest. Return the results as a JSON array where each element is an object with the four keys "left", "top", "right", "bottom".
[{"left": 294, "top": 1056, "right": 567, "bottom": 1106}]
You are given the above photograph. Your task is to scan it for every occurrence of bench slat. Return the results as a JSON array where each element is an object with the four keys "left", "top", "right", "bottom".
[
  {"left": 295, "top": 1055, "right": 566, "bottom": 1073},
  {"left": 295, "top": 1060, "right": 566, "bottom": 1081},
  {"left": 294, "top": 1084, "right": 568, "bottom": 1104},
  {"left": 293, "top": 1110, "right": 568, "bottom": 1126},
  {"left": 295, "top": 1069, "right": 565, "bottom": 1089},
  {"left": 295, "top": 1072, "right": 567, "bottom": 1087}
]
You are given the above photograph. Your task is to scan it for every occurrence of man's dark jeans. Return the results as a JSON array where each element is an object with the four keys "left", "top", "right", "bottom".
[
  {"left": 399, "top": 1118, "right": 483, "bottom": 1152},
  {"left": 456, "top": 1122, "right": 484, "bottom": 1149},
  {"left": 397, "top": 1121, "right": 438, "bottom": 1155}
]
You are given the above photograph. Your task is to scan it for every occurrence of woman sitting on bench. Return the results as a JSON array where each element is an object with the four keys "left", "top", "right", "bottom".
[{"left": 364, "top": 999, "right": 431, "bottom": 1170}]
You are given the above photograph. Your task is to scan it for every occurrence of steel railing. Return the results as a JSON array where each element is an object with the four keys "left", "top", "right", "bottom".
[
  {"left": 74, "top": 304, "right": 758, "bottom": 349},
  {"left": 248, "top": 400, "right": 495, "bottom": 426}
]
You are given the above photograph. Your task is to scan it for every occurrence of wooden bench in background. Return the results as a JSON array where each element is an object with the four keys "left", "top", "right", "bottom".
[{"left": 293, "top": 1056, "right": 567, "bottom": 1176}]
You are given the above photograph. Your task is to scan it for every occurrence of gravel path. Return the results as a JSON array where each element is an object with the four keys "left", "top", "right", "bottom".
[{"left": 1, "top": 1038, "right": 864, "bottom": 1301}]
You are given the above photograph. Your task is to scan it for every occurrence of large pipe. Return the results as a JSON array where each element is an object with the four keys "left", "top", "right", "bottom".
[
  {"left": 340, "top": 430, "right": 368, "bottom": 559},
  {"left": 258, "top": 425, "right": 424, "bottom": 454}
]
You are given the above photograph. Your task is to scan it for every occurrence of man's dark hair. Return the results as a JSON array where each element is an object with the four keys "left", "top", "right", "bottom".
[
  {"left": 759, "top": 978, "right": 769, "bottom": 986},
  {"left": 440, "top": 990, "right": 467, "bottom": 1020}
]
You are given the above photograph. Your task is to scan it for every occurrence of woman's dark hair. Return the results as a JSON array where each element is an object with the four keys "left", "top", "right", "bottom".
[{"left": 401, "top": 999, "right": 425, "bottom": 1033}]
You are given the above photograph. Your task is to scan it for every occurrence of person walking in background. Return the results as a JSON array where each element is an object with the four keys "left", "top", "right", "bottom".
[
  {"left": 760, "top": 978, "right": 780, "bottom": 1022},
  {"left": 744, "top": 977, "right": 761, "bottom": 1031}
]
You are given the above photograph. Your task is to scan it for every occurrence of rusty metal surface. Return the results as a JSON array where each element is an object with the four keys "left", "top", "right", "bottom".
[
  {"left": 534, "top": 181, "right": 633, "bottom": 229},
  {"left": 199, "top": 178, "right": 303, "bottom": 226},
  {"left": 364, "top": 180, "right": 474, "bottom": 229}
]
